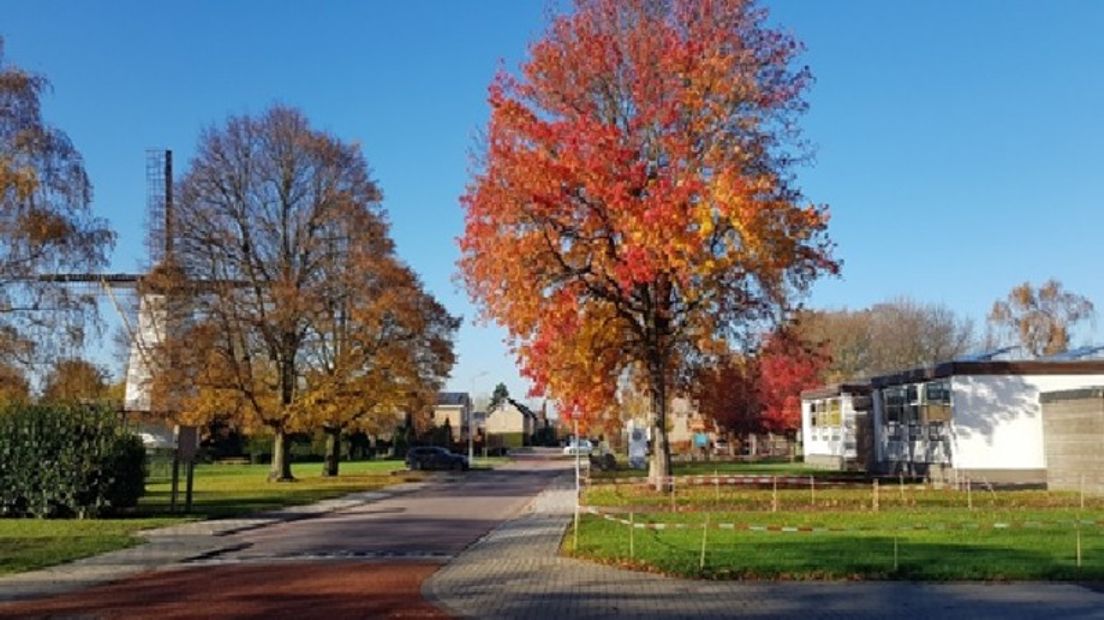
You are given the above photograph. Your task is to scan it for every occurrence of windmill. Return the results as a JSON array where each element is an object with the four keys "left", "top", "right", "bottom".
[{"left": 38, "top": 149, "right": 200, "bottom": 511}]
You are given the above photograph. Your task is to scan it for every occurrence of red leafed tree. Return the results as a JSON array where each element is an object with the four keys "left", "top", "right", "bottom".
[
  {"left": 757, "top": 330, "right": 826, "bottom": 435},
  {"left": 694, "top": 354, "right": 761, "bottom": 438},
  {"left": 458, "top": 0, "right": 836, "bottom": 489}
]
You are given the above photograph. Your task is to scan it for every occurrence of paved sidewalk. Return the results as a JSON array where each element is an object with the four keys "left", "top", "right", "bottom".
[
  {"left": 424, "top": 478, "right": 1104, "bottom": 619},
  {"left": 0, "top": 482, "right": 426, "bottom": 603}
]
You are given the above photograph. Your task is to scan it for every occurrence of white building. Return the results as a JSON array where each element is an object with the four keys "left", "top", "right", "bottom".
[
  {"left": 800, "top": 383, "right": 872, "bottom": 470},
  {"left": 868, "top": 360, "right": 1104, "bottom": 484}
]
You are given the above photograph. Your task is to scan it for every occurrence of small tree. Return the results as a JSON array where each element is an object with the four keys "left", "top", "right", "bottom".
[
  {"left": 41, "top": 357, "right": 109, "bottom": 403},
  {"left": 988, "top": 279, "right": 1094, "bottom": 357},
  {"left": 488, "top": 383, "right": 510, "bottom": 412}
]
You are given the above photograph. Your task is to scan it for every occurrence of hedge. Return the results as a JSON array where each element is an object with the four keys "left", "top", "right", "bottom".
[{"left": 0, "top": 404, "right": 146, "bottom": 518}]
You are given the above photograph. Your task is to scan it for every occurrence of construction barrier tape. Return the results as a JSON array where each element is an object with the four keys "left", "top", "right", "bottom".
[{"left": 582, "top": 506, "right": 1104, "bottom": 533}]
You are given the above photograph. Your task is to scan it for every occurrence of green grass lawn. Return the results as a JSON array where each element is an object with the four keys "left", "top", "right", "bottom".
[
  {"left": 572, "top": 484, "right": 1104, "bottom": 580},
  {"left": 0, "top": 518, "right": 183, "bottom": 576},
  {"left": 141, "top": 459, "right": 419, "bottom": 519},
  {"left": 1, "top": 456, "right": 512, "bottom": 576}
]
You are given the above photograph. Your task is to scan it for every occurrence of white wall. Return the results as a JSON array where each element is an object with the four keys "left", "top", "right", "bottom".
[{"left": 951, "top": 374, "right": 1104, "bottom": 470}]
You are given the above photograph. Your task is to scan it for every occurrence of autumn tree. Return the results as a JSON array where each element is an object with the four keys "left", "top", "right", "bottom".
[
  {"left": 0, "top": 38, "right": 114, "bottom": 363},
  {"left": 694, "top": 354, "right": 760, "bottom": 441},
  {"left": 459, "top": 0, "right": 835, "bottom": 489},
  {"left": 0, "top": 362, "right": 30, "bottom": 404},
  {"left": 798, "top": 298, "right": 974, "bottom": 380},
  {"left": 41, "top": 357, "right": 109, "bottom": 403},
  {"left": 300, "top": 254, "right": 458, "bottom": 477},
  {"left": 169, "top": 106, "right": 388, "bottom": 481},
  {"left": 988, "top": 279, "right": 1094, "bottom": 358},
  {"left": 757, "top": 330, "right": 825, "bottom": 436}
]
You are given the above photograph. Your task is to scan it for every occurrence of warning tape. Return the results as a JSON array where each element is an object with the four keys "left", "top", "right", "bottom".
[
  {"left": 582, "top": 506, "right": 1104, "bottom": 533},
  {"left": 586, "top": 475, "right": 870, "bottom": 488}
]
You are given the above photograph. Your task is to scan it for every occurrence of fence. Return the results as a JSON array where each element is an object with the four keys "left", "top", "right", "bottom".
[{"left": 572, "top": 471, "right": 1102, "bottom": 578}]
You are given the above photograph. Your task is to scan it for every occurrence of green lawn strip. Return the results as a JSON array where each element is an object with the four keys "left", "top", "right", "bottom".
[
  {"left": 2, "top": 459, "right": 426, "bottom": 576},
  {"left": 0, "top": 518, "right": 184, "bottom": 576},
  {"left": 585, "top": 484, "right": 1102, "bottom": 513},
  {"left": 572, "top": 486, "right": 1104, "bottom": 580},
  {"left": 140, "top": 459, "right": 419, "bottom": 519}
]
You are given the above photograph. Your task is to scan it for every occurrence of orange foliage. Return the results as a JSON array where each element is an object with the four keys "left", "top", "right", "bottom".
[{"left": 459, "top": 0, "right": 836, "bottom": 458}]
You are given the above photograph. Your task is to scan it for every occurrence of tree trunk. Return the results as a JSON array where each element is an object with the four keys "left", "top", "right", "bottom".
[
  {"left": 322, "top": 425, "right": 341, "bottom": 477},
  {"left": 269, "top": 429, "right": 294, "bottom": 482},
  {"left": 647, "top": 356, "right": 672, "bottom": 493}
]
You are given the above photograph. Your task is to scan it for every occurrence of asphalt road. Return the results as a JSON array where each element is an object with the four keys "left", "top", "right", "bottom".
[
  {"left": 0, "top": 451, "right": 571, "bottom": 619},
  {"left": 225, "top": 452, "right": 569, "bottom": 562}
]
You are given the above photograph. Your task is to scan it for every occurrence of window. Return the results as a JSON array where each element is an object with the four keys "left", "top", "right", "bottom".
[
  {"left": 827, "top": 398, "right": 842, "bottom": 426},
  {"left": 922, "top": 380, "right": 952, "bottom": 423},
  {"left": 883, "top": 387, "right": 905, "bottom": 423}
]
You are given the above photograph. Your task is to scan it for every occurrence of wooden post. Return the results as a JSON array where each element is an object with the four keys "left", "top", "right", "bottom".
[
  {"left": 629, "top": 511, "right": 635, "bottom": 560},
  {"left": 184, "top": 461, "right": 195, "bottom": 514},
  {"left": 714, "top": 469, "right": 720, "bottom": 502},
  {"left": 699, "top": 512, "right": 710, "bottom": 571},
  {"left": 1080, "top": 474, "right": 1085, "bottom": 511},
  {"left": 872, "top": 479, "right": 879, "bottom": 512},
  {"left": 810, "top": 475, "right": 815, "bottom": 507},
  {"left": 1077, "top": 524, "right": 1083, "bottom": 569},
  {"left": 670, "top": 475, "right": 676, "bottom": 512},
  {"left": 899, "top": 473, "right": 905, "bottom": 503},
  {"left": 573, "top": 503, "right": 580, "bottom": 553},
  {"left": 773, "top": 474, "right": 780, "bottom": 510},
  {"left": 169, "top": 454, "right": 180, "bottom": 514},
  {"left": 967, "top": 477, "right": 973, "bottom": 511}
]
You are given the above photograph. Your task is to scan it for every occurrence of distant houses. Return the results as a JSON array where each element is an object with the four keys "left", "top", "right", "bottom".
[
  {"left": 432, "top": 392, "right": 555, "bottom": 450},
  {"left": 800, "top": 348, "right": 1104, "bottom": 488}
]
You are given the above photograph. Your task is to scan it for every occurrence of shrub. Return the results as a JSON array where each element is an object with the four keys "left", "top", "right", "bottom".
[{"left": 0, "top": 404, "right": 147, "bottom": 518}]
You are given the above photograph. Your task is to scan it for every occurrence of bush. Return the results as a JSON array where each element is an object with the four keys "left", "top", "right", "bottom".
[{"left": 0, "top": 404, "right": 147, "bottom": 518}]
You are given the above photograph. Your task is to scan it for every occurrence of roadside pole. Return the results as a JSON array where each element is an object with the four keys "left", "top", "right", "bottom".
[{"left": 574, "top": 417, "right": 581, "bottom": 552}]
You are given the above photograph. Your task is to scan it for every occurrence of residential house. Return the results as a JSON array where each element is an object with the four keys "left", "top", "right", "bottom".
[{"left": 433, "top": 392, "right": 472, "bottom": 444}]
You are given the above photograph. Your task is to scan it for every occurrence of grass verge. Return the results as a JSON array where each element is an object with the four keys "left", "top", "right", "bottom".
[
  {"left": 570, "top": 485, "right": 1104, "bottom": 580},
  {"left": 2, "top": 456, "right": 513, "bottom": 576}
]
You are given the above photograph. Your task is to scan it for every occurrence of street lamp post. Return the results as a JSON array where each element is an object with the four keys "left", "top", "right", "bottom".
[{"left": 469, "top": 371, "right": 488, "bottom": 463}]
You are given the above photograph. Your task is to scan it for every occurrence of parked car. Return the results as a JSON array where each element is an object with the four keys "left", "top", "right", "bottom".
[
  {"left": 405, "top": 446, "right": 469, "bottom": 471},
  {"left": 562, "top": 438, "right": 593, "bottom": 456}
]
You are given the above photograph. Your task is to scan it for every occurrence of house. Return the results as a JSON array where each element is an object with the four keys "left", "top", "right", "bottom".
[
  {"left": 485, "top": 398, "right": 536, "bottom": 448},
  {"left": 867, "top": 356, "right": 1104, "bottom": 484},
  {"left": 433, "top": 392, "right": 472, "bottom": 444},
  {"left": 799, "top": 382, "right": 873, "bottom": 471}
]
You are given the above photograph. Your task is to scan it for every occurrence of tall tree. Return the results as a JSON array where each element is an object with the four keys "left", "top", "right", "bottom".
[
  {"left": 988, "top": 279, "right": 1094, "bottom": 358},
  {"left": 300, "top": 255, "right": 458, "bottom": 477},
  {"left": 170, "top": 106, "right": 387, "bottom": 481},
  {"left": 798, "top": 298, "right": 975, "bottom": 380},
  {"left": 0, "top": 38, "right": 114, "bottom": 363},
  {"left": 41, "top": 357, "right": 109, "bottom": 403},
  {"left": 459, "top": 0, "right": 835, "bottom": 489}
]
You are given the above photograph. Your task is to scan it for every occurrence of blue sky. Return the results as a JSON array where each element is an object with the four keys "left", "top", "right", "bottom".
[{"left": 4, "top": 1, "right": 1102, "bottom": 404}]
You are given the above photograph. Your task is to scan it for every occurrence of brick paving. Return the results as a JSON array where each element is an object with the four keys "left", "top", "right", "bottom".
[{"left": 424, "top": 477, "right": 1104, "bottom": 619}]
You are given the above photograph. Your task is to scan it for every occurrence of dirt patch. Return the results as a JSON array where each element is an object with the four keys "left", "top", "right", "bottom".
[{"left": 0, "top": 561, "right": 449, "bottom": 619}]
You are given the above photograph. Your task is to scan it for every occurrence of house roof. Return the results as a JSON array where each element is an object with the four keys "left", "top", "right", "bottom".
[
  {"left": 436, "top": 392, "right": 470, "bottom": 407},
  {"left": 800, "top": 382, "right": 872, "bottom": 400},
  {"left": 870, "top": 360, "right": 1104, "bottom": 389}
]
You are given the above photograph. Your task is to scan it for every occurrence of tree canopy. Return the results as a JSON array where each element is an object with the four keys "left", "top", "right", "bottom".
[
  {"left": 988, "top": 279, "right": 1094, "bottom": 358},
  {"left": 0, "top": 38, "right": 114, "bottom": 363},
  {"left": 459, "top": 0, "right": 835, "bottom": 488}
]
